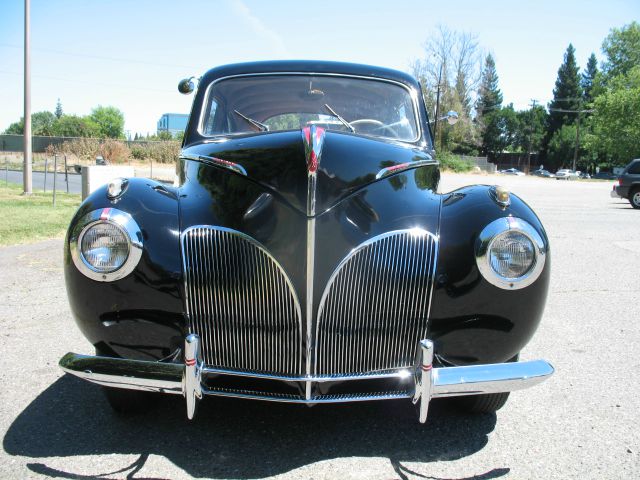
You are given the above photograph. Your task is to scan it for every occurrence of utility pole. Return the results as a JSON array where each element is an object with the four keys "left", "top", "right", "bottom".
[
  {"left": 23, "top": 0, "right": 32, "bottom": 195},
  {"left": 433, "top": 63, "right": 443, "bottom": 150},
  {"left": 573, "top": 107, "right": 582, "bottom": 172},
  {"left": 548, "top": 106, "right": 594, "bottom": 171},
  {"left": 526, "top": 99, "right": 538, "bottom": 173}
]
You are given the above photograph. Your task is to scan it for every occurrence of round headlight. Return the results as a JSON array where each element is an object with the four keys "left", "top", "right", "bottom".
[
  {"left": 80, "top": 222, "right": 130, "bottom": 273},
  {"left": 69, "top": 208, "right": 143, "bottom": 282},
  {"left": 476, "top": 217, "right": 547, "bottom": 290},
  {"left": 488, "top": 231, "right": 536, "bottom": 278}
]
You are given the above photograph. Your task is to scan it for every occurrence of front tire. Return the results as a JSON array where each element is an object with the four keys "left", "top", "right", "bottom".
[
  {"left": 452, "top": 354, "right": 518, "bottom": 414},
  {"left": 453, "top": 391, "right": 511, "bottom": 413},
  {"left": 96, "top": 347, "right": 159, "bottom": 414},
  {"left": 101, "top": 386, "right": 158, "bottom": 414},
  {"left": 630, "top": 188, "right": 640, "bottom": 209}
]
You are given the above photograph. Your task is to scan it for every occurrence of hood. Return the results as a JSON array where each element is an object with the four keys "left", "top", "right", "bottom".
[{"left": 181, "top": 129, "right": 435, "bottom": 216}]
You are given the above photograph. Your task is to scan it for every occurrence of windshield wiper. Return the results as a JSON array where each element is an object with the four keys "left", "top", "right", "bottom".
[
  {"left": 324, "top": 104, "right": 355, "bottom": 133},
  {"left": 233, "top": 110, "right": 269, "bottom": 132}
]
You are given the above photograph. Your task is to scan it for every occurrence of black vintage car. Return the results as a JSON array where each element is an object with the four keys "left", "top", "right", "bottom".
[{"left": 60, "top": 61, "right": 553, "bottom": 423}]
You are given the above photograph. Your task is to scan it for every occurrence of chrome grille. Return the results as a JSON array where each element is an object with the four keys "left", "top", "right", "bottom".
[
  {"left": 315, "top": 229, "right": 438, "bottom": 375},
  {"left": 182, "top": 226, "right": 303, "bottom": 375}
]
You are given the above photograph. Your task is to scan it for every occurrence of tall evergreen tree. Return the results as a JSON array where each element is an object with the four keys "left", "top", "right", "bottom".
[
  {"left": 55, "top": 98, "right": 63, "bottom": 119},
  {"left": 477, "top": 54, "right": 503, "bottom": 158},
  {"left": 581, "top": 53, "right": 599, "bottom": 103},
  {"left": 476, "top": 54, "right": 503, "bottom": 116},
  {"left": 546, "top": 44, "right": 583, "bottom": 141}
]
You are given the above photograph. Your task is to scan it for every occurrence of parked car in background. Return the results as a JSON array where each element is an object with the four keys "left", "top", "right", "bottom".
[
  {"left": 58, "top": 60, "right": 554, "bottom": 423},
  {"left": 613, "top": 159, "right": 640, "bottom": 209},
  {"left": 500, "top": 168, "right": 525, "bottom": 176},
  {"left": 555, "top": 169, "right": 579, "bottom": 180},
  {"left": 532, "top": 169, "right": 555, "bottom": 178},
  {"left": 593, "top": 171, "right": 618, "bottom": 180},
  {"left": 579, "top": 172, "right": 591, "bottom": 179}
]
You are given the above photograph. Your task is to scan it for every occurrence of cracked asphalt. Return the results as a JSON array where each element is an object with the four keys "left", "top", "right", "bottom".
[{"left": 0, "top": 174, "right": 638, "bottom": 479}]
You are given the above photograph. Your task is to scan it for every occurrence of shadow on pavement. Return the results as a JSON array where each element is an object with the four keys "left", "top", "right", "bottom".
[{"left": 4, "top": 376, "right": 504, "bottom": 479}]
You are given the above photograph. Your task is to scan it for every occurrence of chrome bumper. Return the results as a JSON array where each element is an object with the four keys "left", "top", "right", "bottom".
[{"left": 59, "top": 335, "right": 554, "bottom": 423}]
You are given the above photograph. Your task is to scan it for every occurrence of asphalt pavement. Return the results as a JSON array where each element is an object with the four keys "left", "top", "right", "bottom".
[
  {"left": 0, "top": 174, "right": 638, "bottom": 479},
  {"left": 2, "top": 169, "right": 82, "bottom": 194}
]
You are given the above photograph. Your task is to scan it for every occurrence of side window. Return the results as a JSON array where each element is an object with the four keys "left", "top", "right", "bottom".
[
  {"left": 202, "top": 98, "right": 219, "bottom": 135},
  {"left": 628, "top": 161, "right": 640, "bottom": 175}
]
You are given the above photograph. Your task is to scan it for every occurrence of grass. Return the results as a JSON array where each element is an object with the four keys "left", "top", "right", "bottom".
[{"left": 0, "top": 182, "right": 81, "bottom": 246}]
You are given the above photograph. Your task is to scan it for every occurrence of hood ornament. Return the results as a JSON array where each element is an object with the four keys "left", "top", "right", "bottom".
[{"left": 302, "top": 125, "right": 325, "bottom": 176}]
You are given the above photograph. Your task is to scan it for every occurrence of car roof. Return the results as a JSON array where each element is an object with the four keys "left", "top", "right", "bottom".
[{"left": 199, "top": 60, "right": 421, "bottom": 90}]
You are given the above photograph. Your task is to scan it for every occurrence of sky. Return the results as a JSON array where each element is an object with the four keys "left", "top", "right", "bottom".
[{"left": 0, "top": 0, "right": 638, "bottom": 136}]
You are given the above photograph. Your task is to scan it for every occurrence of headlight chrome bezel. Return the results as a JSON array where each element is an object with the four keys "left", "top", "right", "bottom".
[
  {"left": 70, "top": 208, "right": 143, "bottom": 282},
  {"left": 475, "top": 217, "right": 547, "bottom": 290}
]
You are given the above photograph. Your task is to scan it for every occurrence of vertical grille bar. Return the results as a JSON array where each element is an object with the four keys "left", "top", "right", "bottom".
[
  {"left": 315, "top": 229, "right": 438, "bottom": 375},
  {"left": 182, "top": 226, "right": 303, "bottom": 376}
]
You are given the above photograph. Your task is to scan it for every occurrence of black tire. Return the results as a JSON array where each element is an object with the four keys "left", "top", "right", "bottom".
[
  {"left": 101, "top": 386, "right": 158, "bottom": 414},
  {"left": 629, "top": 188, "right": 640, "bottom": 209},
  {"left": 452, "top": 354, "right": 518, "bottom": 414},
  {"left": 96, "top": 347, "right": 159, "bottom": 414},
  {"left": 453, "top": 391, "right": 511, "bottom": 414}
]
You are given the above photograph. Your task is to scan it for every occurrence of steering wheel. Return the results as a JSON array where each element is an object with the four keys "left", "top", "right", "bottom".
[{"left": 350, "top": 119, "right": 398, "bottom": 138}]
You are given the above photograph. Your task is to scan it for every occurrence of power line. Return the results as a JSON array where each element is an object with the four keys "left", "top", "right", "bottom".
[
  {"left": 0, "top": 43, "right": 199, "bottom": 70},
  {"left": 0, "top": 69, "right": 175, "bottom": 93}
]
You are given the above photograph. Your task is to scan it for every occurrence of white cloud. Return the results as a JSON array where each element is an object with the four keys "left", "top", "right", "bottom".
[{"left": 228, "top": 0, "right": 289, "bottom": 57}]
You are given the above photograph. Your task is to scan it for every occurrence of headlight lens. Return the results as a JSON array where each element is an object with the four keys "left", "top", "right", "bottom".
[
  {"left": 475, "top": 217, "right": 547, "bottom": 290},
  {"left": 488, "top": 231, "right": 536, "bottom": 278},
  {"left": 80, "top": 223, "right": 130, "bottom": 273}
]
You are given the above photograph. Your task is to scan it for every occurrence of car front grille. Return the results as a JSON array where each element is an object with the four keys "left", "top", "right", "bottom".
[
  {"left": 315, "top": 229, "right": 438, "bottom": 375},
  {"left": 182, "top": 226, "right": 303, "bottom": 376},
  {"left": 182, "top": 226, "right": 437, "bottom": 377}
]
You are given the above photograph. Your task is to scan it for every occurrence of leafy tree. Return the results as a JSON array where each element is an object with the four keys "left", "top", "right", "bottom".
[
  {"left": 515, "top": 105, "right": 548, "bottom": 154},
  {"left": 3, "top": 111, "right": 57, "bottom": 135},
  {"left": 581, "top": 53, "right": 599, "bottom": 103},
  {"left": 55, "top": 99, "right": 63, "bottom": 119},
  {"left": 53, "top": 115, "right": 100, "bottom": 137},
  {"left": 547, "top": 44, "right": 583, "bottom": 139},
  {"left": 586, "top": 66, "right": 640, "bottom": 166},
  {"left": 89, "top": 105, "right": 125, "bottom": 138},
  {"left": 4, "top": 119, "right": 23, "bottom": 134},
  {"left": 547, "top": 124, "right": 578, "bottom": 167},
  {"left": 601, "top": 21, "right": 640, "bottom": 81}
]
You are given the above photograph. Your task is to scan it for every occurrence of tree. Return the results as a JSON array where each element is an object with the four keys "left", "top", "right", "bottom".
[
  {"left": 89, "top": 105, "right": 125, "bottom": 138},
  {"left": 586, "top": 66, "right": 640, "bottom": 166},
  {"left": 4, "top": 119, "right": 23, "bottom": 134},
  {"left": 411, "top": 26, "right": 481, "bottom": 152},
  {"left": 547, "top": 125, "right": 579, "bottom": 167},
  {"left": 52, "top": 115, "right": 100, "bottom": 137},
  {"left": 3, "top": 111, "right": 57, "bottom": 135},
  {"left": 55, "top": 99, "right": 63, "bottom": 119},
  {"left": 515, "top": 104, "right": 548, "bottom": 154},
  {"left": 581, "top": 53, "right": 599, "bottom": 103},
  {"left": 601, "top": 21, "right": 640, "bottom": 81},
  {"left": 476, "top": 54, "right": 503, "bottom": 117},
  {"left": 476, "top": 54, "right": 504, "bottom": 158},
  {"left": 547, "top": 44, "right": 583, "bottom": 139}
]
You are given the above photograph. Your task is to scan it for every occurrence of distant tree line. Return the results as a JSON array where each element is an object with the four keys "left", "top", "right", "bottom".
[
  {"left": 412, "top": 22, "right": 640, "bottom": 170},
  {"left": 4, "top": 103, "right": 126, "bottom": 140}
]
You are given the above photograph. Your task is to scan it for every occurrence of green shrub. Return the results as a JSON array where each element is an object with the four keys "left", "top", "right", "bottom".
[{"left": 437, "top": 151, "right": 474, "bottom": 172}]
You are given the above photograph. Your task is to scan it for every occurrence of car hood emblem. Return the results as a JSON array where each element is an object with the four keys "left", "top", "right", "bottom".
[{"left": 302, "top": 125, "right": 326, "bottom": 174}]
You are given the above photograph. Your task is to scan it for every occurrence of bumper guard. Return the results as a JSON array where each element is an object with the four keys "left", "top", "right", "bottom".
[{"left": 59, "top": 335, "right": 554, "bottom": 422}]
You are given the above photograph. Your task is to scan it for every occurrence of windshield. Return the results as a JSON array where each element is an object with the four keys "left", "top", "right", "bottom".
[{"left": 200, "top": 74, "right": 420, "bottom": 142}]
